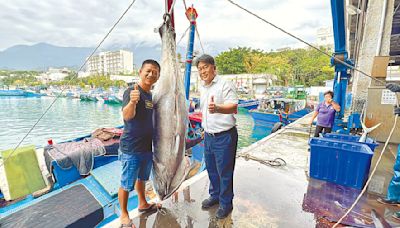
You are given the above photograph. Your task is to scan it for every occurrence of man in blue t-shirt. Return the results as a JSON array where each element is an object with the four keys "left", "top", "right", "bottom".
[{"left": 118, "top": 59, "right": 161, "bottom": 228}]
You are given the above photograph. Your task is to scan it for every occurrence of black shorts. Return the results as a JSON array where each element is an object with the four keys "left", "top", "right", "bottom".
[{"left": 314, "top": 125, "right": 332, "bottom": 137}]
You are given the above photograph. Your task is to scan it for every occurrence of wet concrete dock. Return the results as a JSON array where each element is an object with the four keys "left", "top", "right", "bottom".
[{"left": 106, "top": 113, "right": 400, "bottom": 228}]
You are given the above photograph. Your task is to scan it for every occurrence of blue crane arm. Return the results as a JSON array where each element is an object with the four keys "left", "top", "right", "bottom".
[{"left": 330, "top": 0, "right": 354, "bottom": 130}]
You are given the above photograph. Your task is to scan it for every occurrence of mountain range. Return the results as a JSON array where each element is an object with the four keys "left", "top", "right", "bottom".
[{"left": 0, "top": 42, "right": 182, "bottom": 71}]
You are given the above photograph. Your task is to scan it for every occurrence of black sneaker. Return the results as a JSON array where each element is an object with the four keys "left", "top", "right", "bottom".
[
  {"left": 216, "top": 206, "right": 233, "bottom": 219},
  {"left": 201, "top": 197, "right": 219, "bottom": 209}
]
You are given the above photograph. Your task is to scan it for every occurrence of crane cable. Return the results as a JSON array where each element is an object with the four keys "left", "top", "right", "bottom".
[
  {"left": 223, "top": 0, "right": 399, "bottom": 226},
  {"left": 225, "top": 0, "right": 386, "bottom": 86}
]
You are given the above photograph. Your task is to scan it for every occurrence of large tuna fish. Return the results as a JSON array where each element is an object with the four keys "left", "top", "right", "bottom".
[{"left": 152, "top": 21, "right": 188, "bottom": 200}]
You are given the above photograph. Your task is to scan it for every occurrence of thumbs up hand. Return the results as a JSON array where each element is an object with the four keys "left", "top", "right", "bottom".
[
  {"left": 130, "top": 84, "right": 140, "bottom": 105},
  {"left": 208, "top": 95, "right": 218, "bottom": 114}
]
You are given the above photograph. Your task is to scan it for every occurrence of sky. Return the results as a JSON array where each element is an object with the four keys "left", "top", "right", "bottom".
[{"left": 0, "top": 0, "right": 333, "bottom": 54}]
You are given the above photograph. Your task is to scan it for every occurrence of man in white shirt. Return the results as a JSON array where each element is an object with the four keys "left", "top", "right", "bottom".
[{"left": 195, "top": 54, "right": 238, "bottom": 219}]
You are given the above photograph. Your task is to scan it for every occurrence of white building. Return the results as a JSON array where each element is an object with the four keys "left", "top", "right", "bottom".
[
  {"left": 307, "top": 86, "right": 332, "bottom": 96},
  {"left": 275, "top": 47, "right": 291, "bottom": 52},
  {"left": 86, "top": 50, "right": 134, "bottom": 75},
  {"left": 37, "top": 67, "right": 70, "bottom": 82},
  {"left": 325, "top": 79, "right": 334, "bottom": 88},
  {"left": 316, "top": 27, "right": 334, "bottom": 51},
  {"left": 78, "top": 71, "right": 90, "bottom": 78}
]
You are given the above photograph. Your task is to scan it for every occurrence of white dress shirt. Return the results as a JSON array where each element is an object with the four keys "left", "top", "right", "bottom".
[{"left": 200, "top": 75, "right": 239, "bottom": 134}]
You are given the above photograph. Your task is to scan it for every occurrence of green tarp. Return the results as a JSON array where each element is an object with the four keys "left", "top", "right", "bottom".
[{"left": 2, "top": 145, "right": 46, "bottom": 200}]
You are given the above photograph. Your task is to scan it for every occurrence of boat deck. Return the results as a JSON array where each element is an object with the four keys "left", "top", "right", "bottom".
[{"left": 1, "top": 185, "right": 103, "bottom": 228}]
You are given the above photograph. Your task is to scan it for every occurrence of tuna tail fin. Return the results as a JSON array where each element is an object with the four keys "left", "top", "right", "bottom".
[
  {"left": 359, "top": 122, "right": 381, "bottom": 142},
  {"left": 156, "top": 14, "right": 175, "bottom": 39},
  {"left": 371, "top": 209, "right": 392, "bottom": 228}
]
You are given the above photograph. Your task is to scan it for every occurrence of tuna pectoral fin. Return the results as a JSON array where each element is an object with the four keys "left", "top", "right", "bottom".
[{"left": 174, "top": 134, "right": 180, "bottom": 155}]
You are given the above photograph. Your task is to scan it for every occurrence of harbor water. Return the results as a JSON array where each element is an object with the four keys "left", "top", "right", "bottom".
[{"left": 0, "top": 96, "right": 271, "bottom": 151}]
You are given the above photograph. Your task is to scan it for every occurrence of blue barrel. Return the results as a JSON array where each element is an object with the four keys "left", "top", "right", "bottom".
[
  {"left": 323, "top": 133, "right": 379, "bottom": 151},
  {"left": 309, "top": 138, "right": 373, "bottom": 189}
]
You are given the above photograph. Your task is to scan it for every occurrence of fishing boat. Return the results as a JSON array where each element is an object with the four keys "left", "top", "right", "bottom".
[
  {"left": 0, "top": 112, "right": 204, "bottom": 227},
  {"left": 249, "top": 85, "right": 311, "bottom": 125},
  {"left": 286, "top": 85, "right": 307, "bottom": 100},
  {"left": 63, "top": 89, "right": 81, "bottom": 99},
  {"left": 103, "top": 94, "right": 122, "bottom": 105},
  {"left": 80, "top": 92, "right": 98, "bottom": 102},
  {"left": 263, "top": 86, "right": 286, "bottom": 99},
  {"left": 0, "top": 3, "right": 206, "bottom": 227},
  {"left": 96, "top": 94, "right": 105, "bottom": 103},
  {"left": 238, "top": 99, "right": 260, "bottom": 110},
  {"left": 249, "top": 98, "right": 312, "bottom": 126},
  {"left": 0, "top": 89, "right": 43, "bottom": 97}
]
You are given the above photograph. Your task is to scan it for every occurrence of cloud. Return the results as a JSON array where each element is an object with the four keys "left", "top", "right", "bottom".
[{"left": 0, "top": 0, "right": 332, "bottom": 53}]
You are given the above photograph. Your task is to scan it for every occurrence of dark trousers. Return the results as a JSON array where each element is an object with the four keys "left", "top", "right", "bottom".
[
  {"left": 204, "top": 127, "right": 238, "bottom": 208},
  {"left": 314, "top": 125, "right": 332, "bottom": 137}
]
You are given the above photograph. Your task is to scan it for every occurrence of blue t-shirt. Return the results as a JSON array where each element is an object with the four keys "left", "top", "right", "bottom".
[
  {"left": 315, "top": 102, "right": 336, "bottom": 128},
  {"left": 119, "top": 86, "right": 153, "bottom": 154}
]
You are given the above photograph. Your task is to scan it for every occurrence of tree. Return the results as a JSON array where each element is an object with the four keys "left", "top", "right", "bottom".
[
  {"left": 0, "top": 71, "right": 41, "bottom": 87},
  {"left": 214, "top": 46, "right": 334, "bottom": 86},
  {"left": 215, "top": 47, "right": 255, "bottom": 74},
  {"left": 177, "top": 53, "right": 183, "bottom": 63}
]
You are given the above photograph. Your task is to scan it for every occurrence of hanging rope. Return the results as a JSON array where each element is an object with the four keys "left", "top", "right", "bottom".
[
  {"left": 221, "top": 1, "right": 400, "bottom": 226},
  {"left": 195, "top": 26, "right": 205, "bottom": 54},
  {"left": 224, "top": 0, "right": 386, "bottom": 86},
  {"left": 167, "top": 0, "right": 177, "bottom": 16},
  {"left": 333, "top": 94, "right": 400, "bottom": 227},
  {"left": 0, "top": 0, "right": 138, "bottom": 168},
  {"left": 333, "top": 115, "right": 398, "bottom": 227},
  {"left": 177, "top": 25, "right": 191, "bottom": 46},
  {"left": 182, "top": 0, "right": 188, "bottom": 11}
]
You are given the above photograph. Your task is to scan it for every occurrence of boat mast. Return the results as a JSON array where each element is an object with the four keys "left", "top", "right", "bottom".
[{"left": 184, "top": 6, "right": 198, "bottom": 100}]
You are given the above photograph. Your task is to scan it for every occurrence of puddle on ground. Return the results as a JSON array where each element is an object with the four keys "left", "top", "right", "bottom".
[
  {"left": 131, "top": 118, "right": 400, "bottom": 228},
  {"left": 132, "top": 161, "right": 317, "bottom": 228}
]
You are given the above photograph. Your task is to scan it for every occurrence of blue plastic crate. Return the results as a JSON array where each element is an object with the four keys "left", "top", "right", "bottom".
[
  {"left": 309, "top": 138, "right": 374, "bottom": 189},
  {"left": 323, "top": 133, "right": 379, "bottom": 151}
]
